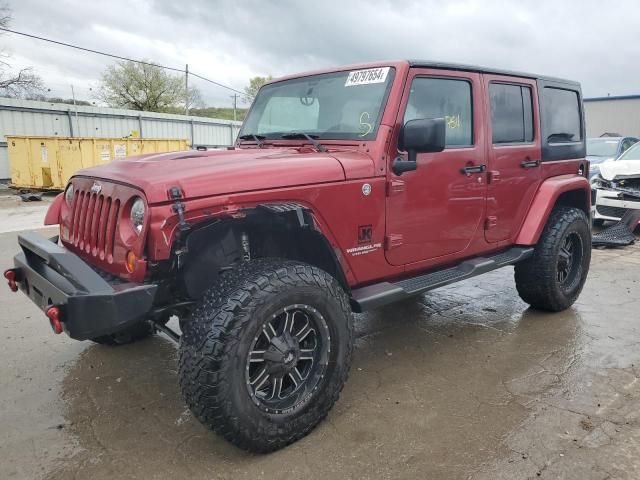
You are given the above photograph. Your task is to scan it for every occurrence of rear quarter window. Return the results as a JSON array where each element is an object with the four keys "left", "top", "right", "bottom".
[
  {"left": 538, "top": 80, "right": 585, "bottom": 161},
  {"left": 544, "top": 88, "right": 581, "bottom": 143}
]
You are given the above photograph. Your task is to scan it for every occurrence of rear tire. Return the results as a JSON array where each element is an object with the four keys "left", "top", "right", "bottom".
[
  {"left": 178, "top": 259, "right": 353, "bottom": 453},
  {"left": 515, "top": 207, "right": 591, "bottom": 312},
  {"left": 91, "top": 320, "right": 155, "bottom": 346}
]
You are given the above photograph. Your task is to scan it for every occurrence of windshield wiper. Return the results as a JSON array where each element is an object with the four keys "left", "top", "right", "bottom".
[
  {"left": 281, "top": 132, "right": 327, "bottom": 152},
  {"left": 238, "top": 134, "right": 265, "bottom": 148}
]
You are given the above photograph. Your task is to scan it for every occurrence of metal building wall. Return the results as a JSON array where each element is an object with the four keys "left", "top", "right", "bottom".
[
  {"left": 584, "top": 96, "right": 640, "bottom": 138},
  {"left": 0, "top": 97, "right": 242, "bottom": 179}
]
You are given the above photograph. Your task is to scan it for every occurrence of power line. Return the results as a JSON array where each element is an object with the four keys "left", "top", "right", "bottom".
[
  {"left": 0, "top": 27, "right": 183, "bottom": 72},
  {"left": 189, "top": 72, "right": 244, "bottom": 95},
  {"left": 0, "top": 26, "right": 245, "bottom": 95}
]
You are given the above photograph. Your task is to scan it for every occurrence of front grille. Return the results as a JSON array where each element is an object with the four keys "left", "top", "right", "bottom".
[
  {"left": 69, "top": 189, "right": 120, "bottom": 260},
  {"left": 596, "top": 205, "right": 627, "bottom": 219}
]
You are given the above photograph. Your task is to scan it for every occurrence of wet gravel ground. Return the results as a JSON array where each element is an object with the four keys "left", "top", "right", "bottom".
[{"left": 1, "top": 227, "right": 640, "bottom": 479}]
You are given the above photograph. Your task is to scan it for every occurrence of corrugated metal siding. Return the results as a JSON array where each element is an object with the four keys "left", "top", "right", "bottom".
[
  {"left": 0, "top": 98, "right": 242, "bottom": 179},
  {"left": 584, "top": 97, "right": 640, "bottom": 138}
]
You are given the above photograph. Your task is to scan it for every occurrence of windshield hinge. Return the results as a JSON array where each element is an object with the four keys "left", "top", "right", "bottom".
[
  {"left": 168, "top": 187, "right": 190, "bottom": 269},
  {"left": 168, "top": 186, "right": 190, "bottom": 233}
]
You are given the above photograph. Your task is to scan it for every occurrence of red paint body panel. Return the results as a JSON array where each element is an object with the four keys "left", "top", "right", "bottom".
[
  {"left": 146, "top": 178, "right": 401, "bottom": 286},
  {"left": 515, "top": 174, "right": 590, "bottom": 245},
  {"left": 44, "top": 193, "right": 63, "bottom": 225},
  {"left": 77, "top": 149, "right": 348, "bottom": 203}
]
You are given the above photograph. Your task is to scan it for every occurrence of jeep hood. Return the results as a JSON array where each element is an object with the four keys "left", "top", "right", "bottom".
[
  {"left": 74, "top": 148, "right": 374, "bottom": 203},
  {"left": 599, "top": 160, "right": 640, "bottom": 181}
]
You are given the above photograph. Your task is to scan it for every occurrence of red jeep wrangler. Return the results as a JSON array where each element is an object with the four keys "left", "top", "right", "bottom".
[{"left": 5, "top": 61, "right": 591, "bottom": 452}]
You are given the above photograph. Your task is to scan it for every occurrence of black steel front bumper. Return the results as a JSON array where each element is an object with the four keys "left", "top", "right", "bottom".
[{"left": 10, "top": 233, "right": 157, "bottom": 340}]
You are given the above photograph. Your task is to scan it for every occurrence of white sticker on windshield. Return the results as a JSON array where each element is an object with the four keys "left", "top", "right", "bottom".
[{"left": 345, "top": 67, "right": 390, "bottom": 87}]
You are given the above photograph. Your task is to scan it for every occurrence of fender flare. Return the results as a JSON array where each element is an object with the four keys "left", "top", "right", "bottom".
[
  {"left": 44, "top": 193, "right": 64, "bottom": 225},
  {"left": 516, "top": 174, "right": 590, "bottom": 245}
]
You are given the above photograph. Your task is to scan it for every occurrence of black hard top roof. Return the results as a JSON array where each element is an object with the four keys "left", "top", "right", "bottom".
[{"left": 408, "top": 60, "right": 580, "bottom": 86}]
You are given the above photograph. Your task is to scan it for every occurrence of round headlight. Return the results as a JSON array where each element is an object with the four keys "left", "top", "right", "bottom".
[
  {"left": 64, "top": 184, "right": 74, "bottom": 205},
  {"left": 130, "top": 197, "right": 146, "bottom": 233}
]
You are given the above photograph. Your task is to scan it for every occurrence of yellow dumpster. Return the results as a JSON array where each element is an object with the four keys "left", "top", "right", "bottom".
[{"left": 7, "top": 136, "right": 191, "bottom": 190}]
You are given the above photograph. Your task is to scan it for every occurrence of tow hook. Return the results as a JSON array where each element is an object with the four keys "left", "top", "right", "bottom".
[
  {"left": 45, "top": 306, "right": 63, "bottom": 334},
  {"left": 3, "top": 269, "right": 18, "bottom": 292}
]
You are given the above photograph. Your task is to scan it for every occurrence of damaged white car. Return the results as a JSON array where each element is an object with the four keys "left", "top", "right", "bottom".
[{"left": 592, "top": 142, "right": 640, "bottom": 226}]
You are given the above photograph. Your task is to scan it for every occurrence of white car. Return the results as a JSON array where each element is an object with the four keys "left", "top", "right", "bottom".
[{"left": 592, "top": 142, "right": 640, "bottom": 226}]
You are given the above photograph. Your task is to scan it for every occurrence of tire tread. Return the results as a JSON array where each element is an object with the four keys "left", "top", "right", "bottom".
[{"left": 178, "top": 258, "right": 353, "bottom": 453}]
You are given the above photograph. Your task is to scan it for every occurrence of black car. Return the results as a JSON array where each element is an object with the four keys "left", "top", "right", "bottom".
[{"left": 587, "top": 136, "right": 639, "bottom": 179}]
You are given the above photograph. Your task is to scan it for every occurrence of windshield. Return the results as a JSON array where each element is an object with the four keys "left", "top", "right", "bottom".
[
  {"left": 240, "top": 67, "right": 395, "bottom": 140},
  {"left": 617, "top": 142, "right": 640, "bottom": 161},
  {"left": 587, "top": 138, "right": 619, "bottom": 157}
]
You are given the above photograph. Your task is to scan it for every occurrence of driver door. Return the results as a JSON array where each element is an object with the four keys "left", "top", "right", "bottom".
[{"left": 385, "top": 69, "right": 487, "bottom": 266}]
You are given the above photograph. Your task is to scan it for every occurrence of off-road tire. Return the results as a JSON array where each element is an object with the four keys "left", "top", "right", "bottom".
[
  {"left": 91, "top": 320, "right": 155, "bottom": 346},
  {"left": 515, "top": 207, "right": 591, "bottom": 312},
  {"left": 178, "top": 259, "right": 354, "bottom": 453}
]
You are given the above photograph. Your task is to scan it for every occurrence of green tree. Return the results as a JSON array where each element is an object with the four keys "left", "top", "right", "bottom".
[
  {"left": 97, "top": 60, "right": 202, "bottom": 112},
  {"left": 0, "top": 4, "right": 44, "bottom": 98},
  {"left": 244, "top": 75, "right": 272, "bottom": 103}
]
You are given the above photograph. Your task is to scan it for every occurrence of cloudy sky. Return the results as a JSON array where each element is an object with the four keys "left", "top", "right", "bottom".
[{"left": 4, "top": 0, "right": 639, "bottom": 108}]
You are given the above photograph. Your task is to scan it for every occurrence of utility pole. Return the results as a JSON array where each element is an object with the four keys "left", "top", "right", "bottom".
[
  {"left": 185, "top": 64, "right": 189, "bottom": 116},
  {"left": 70, "top": 85, "right": 80, "bottom": 136},
  {"left": 231, "top": 94, "right": 238, "bottom": 122}
]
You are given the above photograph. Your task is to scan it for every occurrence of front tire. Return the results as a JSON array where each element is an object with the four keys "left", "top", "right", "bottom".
[
  {"left": 178, "top": 259, "right": 353, "bottom": 453},
  {"left": 515, "top": 207, "right": 591, "bottom": 312}
]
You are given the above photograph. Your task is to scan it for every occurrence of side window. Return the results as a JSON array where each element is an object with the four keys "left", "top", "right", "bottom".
[
  {"left": 621, "top": 138, "right": 636, "bottom": 153},
  {"left": 543, "top": 87, "right": 582, "bottom": 143},
  {"left": 489, "top": 83, "right": 534, "bottom": 144},
  {"left": 404, "top": 77, "right": 472, "bottom": 147}
]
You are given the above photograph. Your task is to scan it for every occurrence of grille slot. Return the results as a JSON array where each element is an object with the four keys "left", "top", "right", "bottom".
[{"left": 68, "top": 188, "right": 118, "bottom": 260}]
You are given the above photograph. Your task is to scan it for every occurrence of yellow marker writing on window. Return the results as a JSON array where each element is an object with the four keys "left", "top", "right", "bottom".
[
  {"left": 359, "top": 112, "right": 373, "bottom": 137},
  {"left": 445, "top": 114, "right": 461, "bottom": 129}
]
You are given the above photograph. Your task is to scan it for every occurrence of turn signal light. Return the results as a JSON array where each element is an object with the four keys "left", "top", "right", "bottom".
[
  {"left": 3, "top": 269, "right": 17, "bottom": 292},
  {"left": 125, "top": 250, "right": 137, "bottom": 273},
  {"left": 46, "top": 306, "right": 63, "bottom": 334}
]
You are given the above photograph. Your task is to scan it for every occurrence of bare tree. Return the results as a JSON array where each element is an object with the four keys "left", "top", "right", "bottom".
[
  {"left": 0, "top": 4, "right": 45, "bottom": 98},
  {"left": 97, "top": 60, "right": 202, "bottom": 112}
]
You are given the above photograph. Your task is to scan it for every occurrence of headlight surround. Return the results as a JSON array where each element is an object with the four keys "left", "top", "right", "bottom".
[
  {"left": 64, "top": 184, "right": 74, "bottom": 206},
  {"left": 130, "top": 197, "right": 146, "bottom": 233}
]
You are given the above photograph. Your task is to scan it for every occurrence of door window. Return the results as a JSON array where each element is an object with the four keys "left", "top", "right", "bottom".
[
  {"left": 404, "top": 77, "right": 473, "bottom": 147},
  {"left": 621, "top": 138, "right": 637, "bottom": 153},
  {"left": 489, "top": 83, "right": 534, "bottom": 144}
]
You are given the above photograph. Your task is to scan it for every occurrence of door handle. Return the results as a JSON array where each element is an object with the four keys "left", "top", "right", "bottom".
[
  {"left": 521, "top": 159, "right": 540, "bottom": 169},
  {"left": 460, "top": 164, "right": 486, "bottom": 175}
]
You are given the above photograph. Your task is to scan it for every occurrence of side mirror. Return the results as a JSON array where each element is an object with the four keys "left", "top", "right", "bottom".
[{"left": 393, "top": 118, "right": 446, "bottom": 175}]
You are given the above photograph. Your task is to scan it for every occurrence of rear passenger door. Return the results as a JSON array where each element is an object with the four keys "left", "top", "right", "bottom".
[{"left": 483, "top": 75, "right": 542, "bottom": 243}]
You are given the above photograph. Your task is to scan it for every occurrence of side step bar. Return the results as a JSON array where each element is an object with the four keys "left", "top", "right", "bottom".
[{"left": 350, "top": 246, "right": 534, "bottom": 312}]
